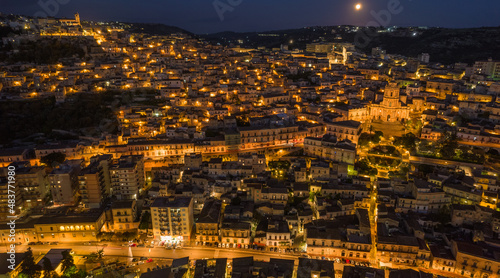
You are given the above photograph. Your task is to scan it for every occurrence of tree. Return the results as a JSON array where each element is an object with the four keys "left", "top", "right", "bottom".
[
  {"left": 394, "top": 133, "right": 418, "bottom": 150},
  {"left": 61, "top": 266, "right": 86, "bottom": 278},
  {"left": 121, "top": 231, "right": 138, "bottom": 241},
  {"left": 96, "top": 249, "right": 104, "bottom": 260},
  {"left": 19, "top": 248, "right": 41, "bottom": 278},
  {"left": 139, "top": 211, "right": 151, "bottom": 230},
  {"left": 85, "top": 249, "right": 104, "bottom": 264},
  {"left": 373, "top": 131, "right": 384, "bottom": 143},
  {"left": 355, "top": 159, "right": 378, "bottom": 176},
  {"left": 358, "top": 131, "right": 383, "bottom": 147},
  {"left": 439, "top": 132, "right": 458, "bottom": 159},
  {"left": 96, "top": 232, "right": 113, "bottom": 242},
  {"left": 40, "top": 152, "right": 66, "bottom": 167},
  {"left": 42, "top": 257, "right": 59, "bottom": 278},
  {"left": 60, "top": 250, "right": 75, "bottom": 275}
]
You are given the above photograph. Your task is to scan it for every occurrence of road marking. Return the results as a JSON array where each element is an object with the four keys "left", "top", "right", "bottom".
[{"left": 214, "top": 249, "right": 220, "bottom": 258}]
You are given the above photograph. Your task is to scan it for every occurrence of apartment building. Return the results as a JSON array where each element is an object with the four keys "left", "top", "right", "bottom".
[
  {"left": 220, "top": 221, "right": 251, "bottom": 248},
  {"left": 452, "top": 240, "right": 500, "bottom": 278},
  {"left": 111, "top": 200, "right": 138, "bottom": 232},
  {"left": 111, "top": 155, "right": 145, "bottom": 200},
  {"left": 79, "top": 155, "right": 112, "bottom": 208},
  {"left": 151, "top": 197, "right": 194, "bottom": 242},
  {"left": 8, "top": 162, "right": 48, "bottom": 211},
  {"left": 48, "top": 164, "right": 80, "bottom": 206}
]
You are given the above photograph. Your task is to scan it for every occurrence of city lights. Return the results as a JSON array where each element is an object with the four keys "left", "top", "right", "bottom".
[{"left": 0, "top": 4, "right": 497, "bottom": 278}]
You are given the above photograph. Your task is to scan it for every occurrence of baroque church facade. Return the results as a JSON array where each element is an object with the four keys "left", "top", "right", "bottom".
[{"left": 349, "top": 82, "right": 411, "bottom": 123}]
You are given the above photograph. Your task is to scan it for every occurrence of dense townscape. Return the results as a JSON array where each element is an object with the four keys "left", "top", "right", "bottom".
[{"left": 2, "top": 12, "right": 500, "bottom": 278}]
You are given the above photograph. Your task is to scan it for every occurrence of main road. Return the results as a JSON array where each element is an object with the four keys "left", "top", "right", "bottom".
[
  {"left": 6, "top": 243, "right": 466, "bottom": 277},
  {"left": 409, "top": 155, "right": 483, "bottom": 170},
  {"left": 9, "top": 243, "right": 300, "bottom": 262}
]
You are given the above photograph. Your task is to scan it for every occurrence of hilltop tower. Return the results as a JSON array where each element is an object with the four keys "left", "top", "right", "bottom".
[{"left": 74, "top": 13, "right": 81, "bottom": 25}]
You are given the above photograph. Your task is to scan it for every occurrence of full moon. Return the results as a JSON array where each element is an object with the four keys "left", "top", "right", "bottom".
[{"left": 355, "top": 3, "right": 362, "bottom": 10}]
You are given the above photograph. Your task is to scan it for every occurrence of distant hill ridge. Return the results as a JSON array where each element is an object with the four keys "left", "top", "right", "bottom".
[
  {"left": 126, "top": 22, "right": 194, "bottom": 36},
  {"left": 200, "top": 26, "right": 500, "bottom": 64}
]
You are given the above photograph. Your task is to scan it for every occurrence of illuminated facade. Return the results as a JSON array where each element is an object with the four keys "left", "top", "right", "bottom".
[
  {"left": 369, "top": 82, "right": 410, "bottom": 122},
  {"left": 111, "top": 155, "right": 145, "bottom": 200},
  {"left": 151, "top": 197, "right": 194, "bottom": 242}
]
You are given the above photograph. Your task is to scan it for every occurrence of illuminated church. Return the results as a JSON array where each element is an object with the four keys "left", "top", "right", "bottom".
[
  {"left": 369, "top": 82, "right": 410, "bottom": 122},
  {"left": 348, "top": 82, "right": 411, "bottom": 123}
]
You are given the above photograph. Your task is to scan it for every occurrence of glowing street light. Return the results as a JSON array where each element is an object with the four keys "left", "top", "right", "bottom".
[{"left": 355, "top": 3, "right": 362, "bottom": 10}]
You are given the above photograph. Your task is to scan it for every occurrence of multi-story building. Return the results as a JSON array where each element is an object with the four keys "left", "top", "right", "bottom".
[
  {"left": 266, "top": 220, "right": 292, "bottom": 249},
  {"left": 443, "top": 180, "right": 482, "bottom": 205},
  {"left": 0, "top": 148, "right": 30, "bottom": 167},
  {"left": 430, "top": 245, "right": 456, "bottom": 274},
  {"left": 239, "top": 124, "right": 317, "bottom": 150},
  {"left": 150, "top": 197, "right": 194, "bottom": 243},
  {"left": 33, "top": 209, "right": 106, "bottom": 243},
  {"left": 255, "top": 187, "right": 289, "bottom": 205},
  {"left": 304, "top": 135, "right": 356, "bottom": 165},
  {"left": 195, "top": 199, "right": 222, "bottom": 245},
  {"left": 111, "top": 155, "right": 145, "bottom": 200},
  {"left": 184, "top": 153, "right": 203, "bottom": 170},
  {"left": 126, "top": 140, "right": 197, "bottom": 159},
  {"left": 79, "top": 155, "right": 112, "bottom": 208},
  {"left": 325, "top": 120, "right": 362, "bottom": 144},
  {"left": 6, "top": 162, "right": 48, "bottom": 211},
  {"left": 450, "top": 204, "right": 493, "bottom": 227},
  {"left": 48, "top": 164, "right": 80, "bottom": 206},
  {"left": 473, "top": 58, "right": 500, "bottom": 80},
  {"left": 35, "top": 142, "right": 83, "bottom": 160},
  {"left": 396, "top": 179, "right": 450, "bottom": 214},
  {"left": 0, "top": 176, "right": 21, "bottom": 222},
  {"left": 452, "top": 240, "right": 500, "bottom": 278},
  {"left": 377, "top": 236, "right": 424, "bottom": 267},
  {"left": 425, "top": 79, "right": 459, "bottom": 99},
  {"left": 237, "top": 153, "right": 266, "bottom": 174},
  {"left": 220, "top": 221, "right": 251, "bottom": 248},
  {"left": 306, "top": 227, "right": 371, "bottom": 262},
  {"left": 111, "top": 200, "right": 138, "bottom": 231},
  {"left": 0, "top": 217, "right": 39, "bottom": 245}
]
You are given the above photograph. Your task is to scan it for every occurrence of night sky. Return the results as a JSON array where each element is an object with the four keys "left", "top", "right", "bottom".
[{"left": 2, "top": 0, "right": 500, "bottom": 34}]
